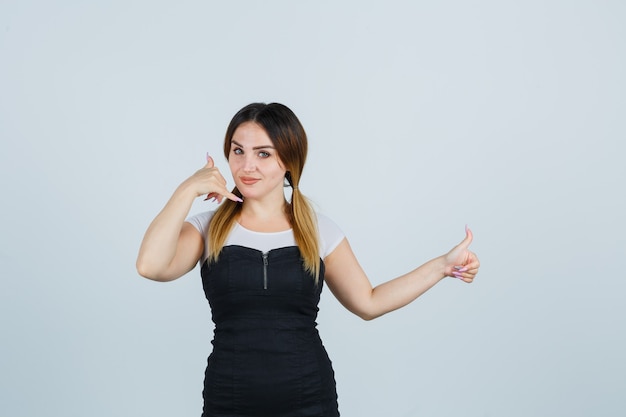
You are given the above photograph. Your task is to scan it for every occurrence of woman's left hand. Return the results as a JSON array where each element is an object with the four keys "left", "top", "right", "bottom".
[{"left": 444, "top": 226, "right": 480, "bottom": 283}]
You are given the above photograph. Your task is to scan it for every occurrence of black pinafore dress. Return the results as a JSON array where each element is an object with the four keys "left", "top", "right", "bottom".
[{"left": 200, "top": 245, "right": 339, "bottom": 417}]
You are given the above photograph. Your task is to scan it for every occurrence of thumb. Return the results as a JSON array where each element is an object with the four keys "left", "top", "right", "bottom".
[
  {"left": 460, "top": 224, "right": 473, "bottom": 247},
  {"left": 204, "top": 152, "right": 215, "bottom": 169}
]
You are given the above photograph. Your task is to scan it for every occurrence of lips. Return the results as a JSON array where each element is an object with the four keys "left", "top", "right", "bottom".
[{"left": 240, "top": 177, "right": 260, "bottom": 185}]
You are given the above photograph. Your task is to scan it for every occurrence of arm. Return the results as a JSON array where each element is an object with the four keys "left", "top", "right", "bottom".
[
  {"left": 136, "top": 184, "right": 203, "bottom": 282},
  {"left": 323, "top": 227, "right": 480, "bottom": 320},
  {"left": 136, "top": 156, "right": 241, "bottom": 282}
]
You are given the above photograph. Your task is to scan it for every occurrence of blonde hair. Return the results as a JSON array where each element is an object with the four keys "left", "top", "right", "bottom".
[{"left": 207, "top": 103, "right": 321, "bottom": 280}]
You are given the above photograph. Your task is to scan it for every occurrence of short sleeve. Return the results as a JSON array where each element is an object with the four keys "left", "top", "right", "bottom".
[
  {"left": 185, "top": 211, "right": 216, "bottom": 264},
  {"left": 317, "top": 213, "right": 345, "bottom": 259},
  {"left": 185, "top": 211, "right": 215, "bottom": 236}
]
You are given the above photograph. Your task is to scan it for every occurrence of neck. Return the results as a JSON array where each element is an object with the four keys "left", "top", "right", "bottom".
[
  {"left": 241, "top": 198, "right": 286, "bottom": 218},
  {"left": 238, "top": 195, "right": 291, "bottom": 232}
]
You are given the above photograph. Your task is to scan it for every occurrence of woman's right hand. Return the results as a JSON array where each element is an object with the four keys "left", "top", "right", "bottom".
[
  {"left": 186, "top": 154, "right": 243, "bottom": 204},
  {"left": 136, "top": 154, "right": 242, "bottom": 281}
]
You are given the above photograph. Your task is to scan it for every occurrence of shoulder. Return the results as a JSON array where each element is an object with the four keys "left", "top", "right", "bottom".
[
  {"left": 185, "top": 211, "right": 216, "bottom": 236},
  {"left": 316, "top": 212, "right": 345, "bottom": 259},
  {"left": 316, "top": 212, "right": 342, "bottom": 234}
]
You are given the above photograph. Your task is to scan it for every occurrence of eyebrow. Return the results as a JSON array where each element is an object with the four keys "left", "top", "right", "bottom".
[{"left": 231, "top": 140, "right": 275, "bottom": 150}]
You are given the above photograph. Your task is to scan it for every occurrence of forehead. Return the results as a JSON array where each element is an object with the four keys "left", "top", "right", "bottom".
[{"left": 231, "top": 122, "right": 273, "bottom": 147}]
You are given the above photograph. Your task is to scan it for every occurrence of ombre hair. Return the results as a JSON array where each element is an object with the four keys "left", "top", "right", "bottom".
[{"left": 207, "top": 103, "right": 321, "bottom": 280}]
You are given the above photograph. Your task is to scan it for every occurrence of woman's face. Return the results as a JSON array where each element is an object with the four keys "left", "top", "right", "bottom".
[{"left": 228, "top": 121, "right": 287, "bottom": 201}]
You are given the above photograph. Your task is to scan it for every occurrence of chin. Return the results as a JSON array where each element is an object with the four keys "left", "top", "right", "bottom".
[{"left": 237, "top": 188, "right": 259, "bottom": 199}]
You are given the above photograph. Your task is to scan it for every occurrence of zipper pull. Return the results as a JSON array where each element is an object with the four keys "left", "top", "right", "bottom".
[{"left": 262, "top": 253, "right": 269, "bottom": 290}]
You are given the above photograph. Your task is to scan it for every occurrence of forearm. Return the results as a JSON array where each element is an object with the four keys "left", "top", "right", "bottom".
[
  {"left": 136, "top": 182, "right": 198, "bottom": 277},
  {"left": 366, "top": 256, "right": 447, "bottom": 320},
  {"left": 325, "top": 231, "right": 479, "bottom": 321}
]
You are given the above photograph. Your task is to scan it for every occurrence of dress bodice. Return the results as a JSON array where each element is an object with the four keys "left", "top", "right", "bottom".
[
  {"left": 199, "top": 245, "right": 338, "bottom": 416},
  {"left": 201, "top": 245, "right": 325, "bottom": 326}
]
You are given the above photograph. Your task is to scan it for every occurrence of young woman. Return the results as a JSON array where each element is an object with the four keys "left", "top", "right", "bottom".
[{"left": 136, "top": 102, "right": 480, "bottom": 417}]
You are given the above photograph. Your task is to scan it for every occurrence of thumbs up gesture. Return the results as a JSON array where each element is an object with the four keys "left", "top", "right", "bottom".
[{"left": 444, "top": 226, "right": 480, "bottom": 283}]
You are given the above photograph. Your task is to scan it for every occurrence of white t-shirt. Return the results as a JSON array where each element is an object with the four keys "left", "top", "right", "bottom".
[{"left": 186, "top": 211, "right": 345, "bottom": 264}]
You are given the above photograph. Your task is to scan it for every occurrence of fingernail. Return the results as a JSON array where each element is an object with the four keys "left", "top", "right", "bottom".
[
  {"left": 206, "top": 152, "right": 210, "bottom": 161},
  {"left": 452, "top": 272, "right": 462, "bottom": 278},
  {"left": 235, "top": 197, "right": 243, "bottom": 203},
  {"left": 458, "top": 267, "right": 468, "bottom": 272},
  {"left": 454, "top": 266, "right": 462, "bottom": 270}
]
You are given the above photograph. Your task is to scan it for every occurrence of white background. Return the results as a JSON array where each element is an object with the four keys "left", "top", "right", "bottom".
[{"left": 1, "top": 1, "right": 625, "bottom": 416}]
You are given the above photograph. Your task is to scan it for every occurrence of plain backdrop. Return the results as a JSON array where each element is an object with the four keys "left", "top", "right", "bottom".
[{"left": 1, "top": 1, "right": 624, "bottom": 416}]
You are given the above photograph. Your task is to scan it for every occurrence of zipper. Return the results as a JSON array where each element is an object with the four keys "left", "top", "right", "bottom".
[{"left": 262, "top": 252, "right": 269, "bottom": 290}]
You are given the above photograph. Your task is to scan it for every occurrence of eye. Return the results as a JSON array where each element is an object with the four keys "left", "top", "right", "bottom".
[
  {"left": 232, "top": 147, "right": 243, "bottom": 155},
  {"left": 258, "top": 151, "right": 270, "bottom": 158}
]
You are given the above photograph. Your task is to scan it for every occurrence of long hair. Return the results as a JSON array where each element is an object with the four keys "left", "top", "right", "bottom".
[{"left": 207, "top": 103, "right": 321, "bottom": 280}]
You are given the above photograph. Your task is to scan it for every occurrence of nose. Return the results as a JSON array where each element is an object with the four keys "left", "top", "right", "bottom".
[{"left": 242, "top": 154, "right": 256, "bottom": 172}]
